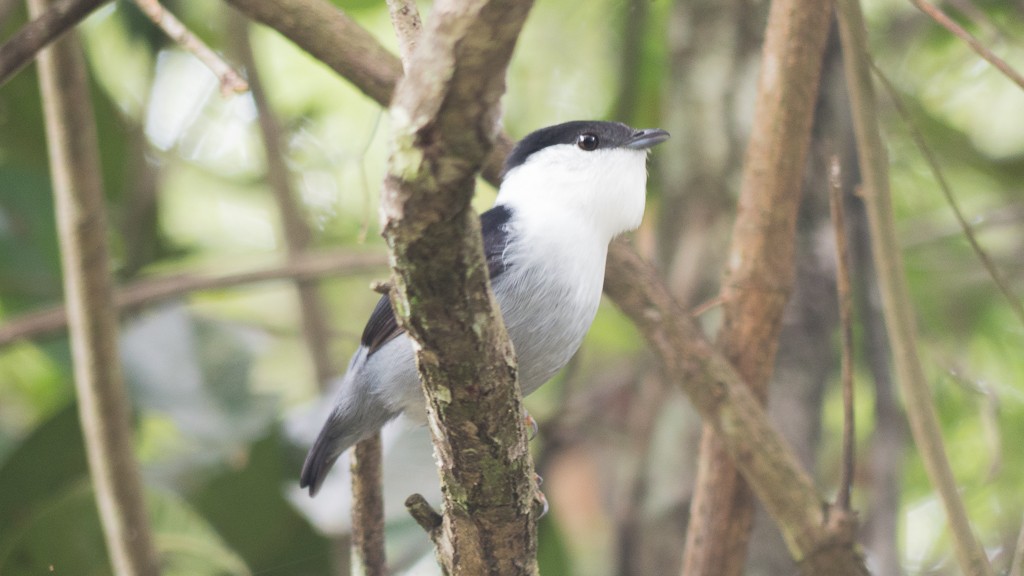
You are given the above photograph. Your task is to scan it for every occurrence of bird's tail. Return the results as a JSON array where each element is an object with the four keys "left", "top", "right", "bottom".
[{"left": 299, "top": 373, "right": 398, "bottom": 496}]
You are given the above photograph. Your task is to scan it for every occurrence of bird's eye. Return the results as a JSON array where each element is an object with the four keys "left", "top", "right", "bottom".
[{"left": 577, "top": 133, "right": 599, "bottom": 151}]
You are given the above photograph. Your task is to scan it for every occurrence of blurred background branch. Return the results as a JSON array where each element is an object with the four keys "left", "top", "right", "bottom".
[
  {"left": 2, "top": 0, "right": 1023, "bottom": 573},
  {"left": 0, "top": 249, "right": 385, "bottom": 346},
  {"left": 28, "top": 0, "right": 159, "bottom": 572},
  {"left": 837, "top": 0, "right": 993, "bottom": 573},
  {"left": 683, "top": 1, "right": 833, "bottom": 574},
  {"left": 0, "top": 0, "right": 107, "bottom": 85}
]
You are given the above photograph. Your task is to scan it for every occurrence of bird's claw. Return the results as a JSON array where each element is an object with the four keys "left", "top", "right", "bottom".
[
  {"left": 533, "top": 472, "right": 548, "bottom": 518},
  {"left": 524, "top": 411, "right": 539, "bottom": 441}
]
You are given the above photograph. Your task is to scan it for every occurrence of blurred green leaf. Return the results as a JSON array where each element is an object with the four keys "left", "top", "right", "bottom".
[
  {"left": 191, "top": 431, "right": 332, "bottom": 575},
  {"left": 0, "top": 403, "right": 88, "bottom": 565},
  {"left": 0, "top": 481, "right": 251, "bottom": 576}
]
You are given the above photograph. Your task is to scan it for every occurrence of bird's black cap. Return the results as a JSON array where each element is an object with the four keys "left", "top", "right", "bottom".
[{"left": 503, "top": 121, "right": 669, "bottom": 175}]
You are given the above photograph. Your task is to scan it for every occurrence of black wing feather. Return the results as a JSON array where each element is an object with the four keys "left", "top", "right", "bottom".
[{"left": 359, "top": 205, "right": 515, "bottom": 356}]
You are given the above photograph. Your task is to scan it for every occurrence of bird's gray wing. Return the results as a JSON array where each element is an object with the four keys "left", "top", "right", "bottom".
[{"left": 360, "top": 205, "right": 515, "bottom": 357}]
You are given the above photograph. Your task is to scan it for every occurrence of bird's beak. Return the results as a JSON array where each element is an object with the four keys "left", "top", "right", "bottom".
[{"left": 625, "top": 128, "right": 671, "bottom": 150}]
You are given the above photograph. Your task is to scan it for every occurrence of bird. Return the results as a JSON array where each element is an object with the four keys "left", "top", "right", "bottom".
[{"left": 300, "top": 120, "right": 669, "bottom": 496}]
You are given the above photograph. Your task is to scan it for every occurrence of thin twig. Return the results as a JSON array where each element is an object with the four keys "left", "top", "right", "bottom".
[
  {"left": 405, "top": 493, "right": 443, "bottom": 537},
  {"left": 690, "top": 295, "right": 725, "bottom": 317},
  {"left": 0, "top": 250, "right": 386, "bottom": 346},
  {"left": 836, "top": 0, "right": 994, "bottom": 573},
  {"left": 351, "top": 434, "right": 387, "bottom": 576},
  {"left": 28, "top": 0, "right": 160, "bottom": 571},
  {"left": 909, "top": 0, "right": 1024, "bottom": 92},
  {"left": 131, "top": 0, "right": 246, "bottom": 95},
  {"left": 0, "top": 0, "right": 107, "bottom": 86},
  {"left": 829, "top": 157, "right": 855, "bottom": 512},
  {"left": 872, "top": 62, "right": 1024, "bottom": 329}
]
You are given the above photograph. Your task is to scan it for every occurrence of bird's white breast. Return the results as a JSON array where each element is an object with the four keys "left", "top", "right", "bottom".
[{"left": 493, "top": 208, "right": 608, "bottom": 395}]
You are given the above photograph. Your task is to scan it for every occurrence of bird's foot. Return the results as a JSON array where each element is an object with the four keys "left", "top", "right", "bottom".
[
  {"left": 524, "top": 411, "right": 539, "bottom": 441},
  {"left": 532, "top": 472, "right": 548, "bottom": 518}
]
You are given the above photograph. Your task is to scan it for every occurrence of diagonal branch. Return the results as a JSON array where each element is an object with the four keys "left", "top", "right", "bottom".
[
  {"left": 222, "top": 0, "right": 401, "bottom": 107},
  {"left": 0, "top": 0, "right": 107, "bottom": 86},
  {"left": 133, "top": 0, "right": 246, "bottom": 94},
  {"left": 682, "top": 1, "right": 834, "bottom": 574},
  {"left": 0, "top": 249, "right": 386, "bottom": 346},
  {"left": 224, "top": 2, "right": 867, "bottom": 572},
  {"left": 222, "top": 0, "right": 513, "bottom": 185},
  {"left": 605, "top": 241, "right": 868, "bottom": 576},
  {"left": 909, "top": 0, "right": 1024, "bottom": 92},
  {"left": 871, "top": 63, "right": 1024, "bottom": 328},
  {"left": 379, "top": 0, "right": 537, "bottom": 572}
]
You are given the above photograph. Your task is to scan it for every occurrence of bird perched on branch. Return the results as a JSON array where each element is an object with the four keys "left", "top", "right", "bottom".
[{"left": 301, "top": 120, "right": 669, "bottom": 496}]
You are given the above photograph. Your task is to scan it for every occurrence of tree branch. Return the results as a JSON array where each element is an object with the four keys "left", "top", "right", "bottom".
[
  {"left": 872, "top": 63, "right": 1024, "bottom": 328},
  {"left": 836, "top": 0, "right": 993, "bottom": 574},
  {"left": 28, "top": 0, "right": 160, "bottom": 572},
  {"left": 379, "top": 0, "right": 537, "bottom": 572},
  {"left": 0, "top": 0, "right": 107, "bottom": 87},
  {"left": 830, "top": 158, "right": 856, "bottom": 512},
  {"left": 221, "top": 0, "right": 400, "bottom": 106},
  {"left": 350, "top": 434, "right": 387, "bottom": 576},
  {"left": 133, "top": 0, "right": 246, "bottom": 94},
  {"left": 909, "top": 0, "right": 1024, "bottom": 92},
  {"left": 226, "top": 11, "right": 363, "bottom": 575},
  {"left": 683, "top": 1, "right": 833, "bottom": 574},
  {"left": 385, "top": 0, "right": 421, "bottom": 69},
  {"left": 224, "top": 1, "right": 867, "bottom": 570},
  {"left": 0, "top": 249, "right": 385, "bottom": 346},
  {"left": 605, "top": 242, "right": 868, "bottom": 576},
  {"left": 222, "top": 0, "right": 512, "bottom": 185}
]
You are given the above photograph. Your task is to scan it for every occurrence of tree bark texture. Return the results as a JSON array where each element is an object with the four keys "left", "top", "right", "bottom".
[
  {"left": 379, "top": 0, "right": 537, "bottom": 574},
  {"left": 28, "top": 0, "right": 160, "bottom": 573},
  {"left": 225, "top": 0, "right": 863, "bottom": 570},
  {"left": 682, "top": 1, "right": 834, "bottom": 575}
]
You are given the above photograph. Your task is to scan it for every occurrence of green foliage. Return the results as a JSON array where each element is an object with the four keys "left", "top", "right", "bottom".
[{"left": 2, "top": 0, "right": 1024, "bottom": 573}]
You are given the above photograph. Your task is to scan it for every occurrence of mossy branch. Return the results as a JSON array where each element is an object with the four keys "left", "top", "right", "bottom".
[{"left": 378, "top": 0, "right": 538, "bottom": 573}]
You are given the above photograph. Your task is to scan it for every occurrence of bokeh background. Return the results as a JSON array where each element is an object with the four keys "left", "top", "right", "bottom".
[{"left": 1, "top": 0, "right": 1023, "bottom": 574}]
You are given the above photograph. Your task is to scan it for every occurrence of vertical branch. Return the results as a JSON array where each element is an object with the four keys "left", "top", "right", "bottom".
[
  {"left": 682, "top": 1, "right": 833, "bottom": 575},
  {"left": 835, "top": 0, "right": 993, "bottom": 574},
  {"left": 350, "top": 435, "right": 386, "bottom": 576},
  {"left": 381, "top": 0, "right": 537, "bottom": 572},
  {"left": 385, "top": 0, "right": 421, "bottom": 68},
  {"left": 227, "top": 11, "right": 368, "bottom": 576},
  {"left": 27, "top": 0, "right": 161, "bottom": 573},
  {"left": 830, "top": 158, "right": 855, "bottom": 512}
]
